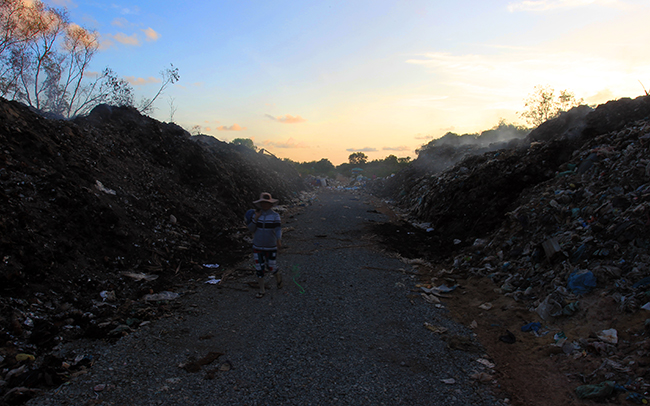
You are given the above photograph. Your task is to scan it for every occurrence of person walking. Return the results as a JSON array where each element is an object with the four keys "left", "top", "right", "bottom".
[{"left": 245, "top": 192, "right": 283, "bottom": 298}]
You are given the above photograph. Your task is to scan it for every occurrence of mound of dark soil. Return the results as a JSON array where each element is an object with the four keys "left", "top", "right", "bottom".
[{"left": 0, "top": 98, "right": 305, "bottom": 402}]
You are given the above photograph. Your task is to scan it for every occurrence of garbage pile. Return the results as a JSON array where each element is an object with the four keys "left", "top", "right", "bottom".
[
  {"left": 376, "top": 95, "right": 650, "bottom": 402},
  {"left": 0, "top": 98, "right": 306, "bottom": 403}
]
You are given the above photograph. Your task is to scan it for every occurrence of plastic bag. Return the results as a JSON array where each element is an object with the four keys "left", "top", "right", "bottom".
[{"left": 567, "top": 270, "right": 597, "bottom": 295}]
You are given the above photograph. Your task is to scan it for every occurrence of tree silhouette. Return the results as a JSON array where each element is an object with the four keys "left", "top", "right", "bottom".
[
  {"left": 348, "top": 152, "right": 368, "bottom": 165},
  {"left": 520, "top": 85, "right": 582, "bottom": 127},
  {"left": 231, "top": 138, "right": 256, "bottom": 150}
]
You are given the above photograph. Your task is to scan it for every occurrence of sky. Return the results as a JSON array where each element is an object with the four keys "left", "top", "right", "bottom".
[{"left": 46, "top": 0, "right": 650, "bottom": 165}]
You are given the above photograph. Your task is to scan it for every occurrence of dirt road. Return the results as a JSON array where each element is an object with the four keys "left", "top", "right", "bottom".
[{"left": 28, "top": 189, "right": 498, "bottom": 406}]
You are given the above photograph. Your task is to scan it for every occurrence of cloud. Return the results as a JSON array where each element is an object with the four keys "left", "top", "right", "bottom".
[
  {"left": 142, "top": 27, "right": 160, "bottom": 42},
  {"left": 383, "top": 146, "right": 411, "bottom": 151},
  {"left": 262, "top": 138, "right": 308, "bottom": 148},
  {"left": 265, "top": 114, "right": 307, "bottom": 123},
  {"left": 110, "top": 32, "right": 140, "bottom": 46},
  {"left": 405, "top": 47, "right": 650, "bottom": 114},
  {"left": 346, "top": 147, "right": 378, "bottom": 152},
  {"left": 111, "top": 17, "right": 129, "bottom": 27},
  {"left": 97, "top": 38, "right": 113, "bottom": 50},
  {"left": 507, "top": 0, "right": 620, "bottom": 12},
  {"left": 113, "top": 4, "right": 141, "bottom": 15},
  {"left": 216, "top": 124, "right": 246, "bottom": 131},
  {"left": 125, "top": 76, "right": 160, "bottom": 86}
]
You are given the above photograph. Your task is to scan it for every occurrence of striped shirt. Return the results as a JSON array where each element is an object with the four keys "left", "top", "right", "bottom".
[{"left": 247, "top": 209, "right": 282, "bottom": 250}]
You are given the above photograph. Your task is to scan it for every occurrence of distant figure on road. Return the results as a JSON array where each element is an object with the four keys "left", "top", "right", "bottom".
[{"left": 245, "top": 192, "right": 283, "bottom": 298}]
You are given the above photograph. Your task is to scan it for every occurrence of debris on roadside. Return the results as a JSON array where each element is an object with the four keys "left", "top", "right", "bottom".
[
  {"left": 0, "top": 98, "right": 308, "bottom": 403},
  {"left": 373, "top": 95, "right": 650, "bottom": 402}
]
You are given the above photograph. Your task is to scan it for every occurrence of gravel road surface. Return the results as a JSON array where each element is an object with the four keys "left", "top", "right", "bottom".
[{"left": 28, "top": 189, "right": 499, "bottom": 406}]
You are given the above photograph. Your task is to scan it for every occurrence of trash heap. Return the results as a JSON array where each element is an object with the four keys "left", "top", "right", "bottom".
[
  {"left": 0, "top": 98, "right": 306, "bottom": 404},
  {"left": 378, "top": 95, "right": 650, "bottom": 402}
]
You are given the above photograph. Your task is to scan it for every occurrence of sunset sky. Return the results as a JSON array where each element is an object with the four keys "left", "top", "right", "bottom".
[{"left": 50, "top": 0, "right": 650, "bottom": 164}]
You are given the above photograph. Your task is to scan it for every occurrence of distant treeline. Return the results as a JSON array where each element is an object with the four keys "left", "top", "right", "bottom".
[
  {"left": 228, "top": 120, "right": 530, "bottom": 180},
  {"left": 285, "top": 155, "right": 412, "bottom": 179}
]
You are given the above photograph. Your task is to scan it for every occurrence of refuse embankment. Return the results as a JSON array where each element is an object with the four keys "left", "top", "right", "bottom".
[
  {"left": 374, "top": 95, "right": 650, "bottom": 403},
  {"left": 0, "top": 98, "right": 307, "bottom": 404}
]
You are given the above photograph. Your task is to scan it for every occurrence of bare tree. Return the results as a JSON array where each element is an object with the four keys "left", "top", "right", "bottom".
[
  {"left": 1, "top": 0, "right": 179, "bottom": 118},
  {"left": 56, "top": 23, "right": 99, "bottom": 117},
  {"left": 190, "top": 124, "right": 201, "bottom": 135},
  {"left": 137, "top": 63, "right": 179, "bottom": 114},
  {"left": 0, "top": 0, "right": 51, "bottom": 97},
  {"left": 64, "top": 67, "right": 134, "bottom": 117},
  {"left": 20, "top": 4, "right": 67, "bottom": 110},
  {"left": 167, "top": 95, "right": 177, "bottom": 122},
  {"left": 0, "top": 0, "right": 42, "bottom": 61}
]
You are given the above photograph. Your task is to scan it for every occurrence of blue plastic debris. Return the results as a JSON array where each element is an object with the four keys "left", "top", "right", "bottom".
[
  {"left": 521, "top": 322, "right": 541, "bottom": 333},
  {"left": 567, "top": 270, "right": 597, "bottom": 295},
  {"left": 632, "top": 277, "right": 650, "bottom": 289}
]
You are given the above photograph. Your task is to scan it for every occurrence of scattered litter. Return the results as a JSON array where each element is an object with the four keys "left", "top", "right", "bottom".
[
  {"left": 521, "top": 322, "right": 541, "bottom": 333},
  {"left": 205, "top": 277, "right": 221, "bottom": 285},
  {"left": 476, "top": 358, "right": 495, "bottom": 369},
  {"left": 541, "top": 237, "right": 561, "bottom": 260},
  {"left": 632, "top": 277, "right": 650, "bottom": 289},
  {"left": 553, "top": 332, "right": 567, "bottom": 346},
  {"left": 536, "top": 291, "right": 564, "bottom": 320},
  {"left": 122, "top": 272, "right": 159, "bottom": 281},
  {"left": 143, "top": 291, "right": 179, "bottom": 302},
  {"left": 567, "top": 270, "right": 597, "bottom": 295},
  {"left": 478, "top": 303, "right": 492, "bottom": 310},
  {"left": 441, "top": 378, "right": 456, "bottom": 384},
  {"left": 15, "top": 353, "right": 35, "bottom": 362},
  {"left": 626, "top": 391, "right": 649, "bottom": 404},
  {"left": 575, "top": 381, "right": 616, "bottom": 400},
  {"left": 424, "top": 322, "right": 448, "bottom": 334},
  {"left": 95, "top": 180, "right": 116, "bottom": 195},
  {"left": 203, "top": 264, "right": 220, "bottom": 269},
  {"left": 435, "top": 284, "right": 458, "bottom": 293},
  {"left": 420, "top": 286, "right": 451, "bottom": 298},
  {"left": 597, "top": 328, "right": 618, "bottom": 344},
  {"left": 421, "top": 293, "right": 440, "bottom": 304},
  {"left": 100, "top": 290, "right": 116, "bottom": 302}
]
